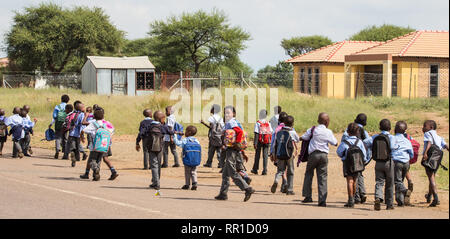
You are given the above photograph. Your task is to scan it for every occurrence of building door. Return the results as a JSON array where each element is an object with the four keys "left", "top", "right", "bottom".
[
  {"left": 363, "top": 65, "right": 383, "bottom": 96},
  {"left": 112, "top": 69, "right": 127, "bottom": 95},
  {"left": 429, "top": 64, "right": 439, "bottom": 97},
  {"left": 392, "top": 64, "right": 397, "bottom": 97}
]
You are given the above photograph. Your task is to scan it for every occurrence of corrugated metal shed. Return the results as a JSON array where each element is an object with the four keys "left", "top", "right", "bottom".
[{"left": 87, "top": 56, "right": 155, "bottom": 69}]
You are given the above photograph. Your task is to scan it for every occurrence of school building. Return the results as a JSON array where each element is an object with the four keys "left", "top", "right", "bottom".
[{"left": 287, "top": 30, "right": 449, "bottom": 98}]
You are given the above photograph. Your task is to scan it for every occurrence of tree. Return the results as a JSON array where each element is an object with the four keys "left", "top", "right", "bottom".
[
  {"left": 148, "top": 9, "right": 251, "bottom": 73},
  {"left": 122, "top": 38, "right": 154, "bottom": 57},
  {"left": 349, "top": 24, "right": 415, "bottom": 42},
  {"left": 6, "top": 4, "right": 124, "bottom": 73},
  {"left": 281, "top": 35, "right": 333, "bottom": 58},
  {"left": 257, "top": 61, "right": 293, "bottom": 87}
]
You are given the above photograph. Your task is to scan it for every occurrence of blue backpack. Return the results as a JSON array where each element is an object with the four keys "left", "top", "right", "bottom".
[
  {"left": 275, "top": 128, "right": 294, "bottom": 160},
  {"left": 182, "top": 138, "right": 201, "bottom": 167},
  {"left": 174, "top": 122, "right": 183, "bottom": 141},
  {"left": 93, "top": 122, "right": 112, "bottom": 153},
  {"left": 45, "top": 128, "right": 55, "bottom": 141}
]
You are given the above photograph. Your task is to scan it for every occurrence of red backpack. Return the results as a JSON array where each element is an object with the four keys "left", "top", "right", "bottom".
[
  {"left": 258, "top": 121, "right": 272, "bottom": 144},
  {"left": 405, "top": 134, "right": 420, "bottom": 164}
]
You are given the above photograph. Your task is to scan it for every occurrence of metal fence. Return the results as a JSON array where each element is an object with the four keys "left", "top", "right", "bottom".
[{"left": 2, "top": 72, "right": 81, "bottom": 89}]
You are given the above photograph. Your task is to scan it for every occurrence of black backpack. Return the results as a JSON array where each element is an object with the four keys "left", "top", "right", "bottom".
[
  {"left": 275, "top": 128, "right": 294, "bottom": 160},
  {"left": 146, "top": 124, "right": 163, "bottom": 152},
  {"left": 209, "top": 121, "right": 223, "bottom": 147},
  {"left": 372, "top": 134, "right": 391, "bottom": 162},
  {"left": 0, "top": 119, "right": 7, "bottom": 137},
  {"left": 358, "top": 126, "right": 367, "bottom": 141},
  {"left": 421, "top": 134, "right": 444, "bottom": 171},
  {"left": 344, "top": 139, "right": 365, "bottom": 173}
]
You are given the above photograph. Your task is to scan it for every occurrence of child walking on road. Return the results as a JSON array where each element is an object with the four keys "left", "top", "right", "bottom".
[{"left": 174, "top": 125, "right": 201, "bottom": 190}]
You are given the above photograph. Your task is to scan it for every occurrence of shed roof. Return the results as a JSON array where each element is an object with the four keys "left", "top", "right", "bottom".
[
  {"left": 285, "top": 41, "right": 382, "bottom": 63},
  {"left": 351, "top": 30, "right": 449, "bottom": 58},
  {"left": 87, "top": 56, "right": 155, "bottom": 69}
]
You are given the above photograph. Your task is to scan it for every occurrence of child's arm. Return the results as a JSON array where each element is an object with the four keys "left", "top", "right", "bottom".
[
  {"left": 422, "top": 142, "right": 432, "bottom": 160},
  {"left": 200, "top": 120, "right": 211, "bottom": 129}
]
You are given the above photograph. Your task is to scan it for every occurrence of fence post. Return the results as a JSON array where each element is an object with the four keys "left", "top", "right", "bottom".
[
  {"left": 180, "top": 71, "right": 183, "bottom": 90},
  {"left": 240, "top": 71, "right": 243, "bottom": 88},
  {"left": 408, "top": 64, "right": 413, "bottom": 101},
  {"left": 219, "top": 71, "right": 222, "bottom": 90},
  {"left": 355, "top": 71, "right": 359, "bottom": 100}
]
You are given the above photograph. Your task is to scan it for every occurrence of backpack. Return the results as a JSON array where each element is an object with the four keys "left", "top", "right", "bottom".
[
  {"left": 275, "top": 128, "right": 294, "bottom": 160},
  {"left": 343, "top": 139, "right": 365, "bottom": 173},
  {"left": 358, "top": 126, "right": 367, "bottom": 140},
  {"left": 372, "top": 134, "right": 391, "bottom": 162},
  {"left": 209, "top": 121, "right": 224, "bottom": 147},
  {"left": 146, "top": 124, "right": 163, "bottom": 152},
  {"left": 405, "top": 134, "right": 420, "bottom": 164},
  {"left": 63, "top": 112, "right": 79, "bottom": 132},
  {"left": 297, "top": 126, "right": 316, "bottom": 166},
  {"left": 421, "top": 134, "right": 444, "bottom": 171},
  {"left": 92, "top": 122, "right": 112, "bottom": 153},
  {"left": 182, "top": 138, "right": 202, "bottom": 167},
  {"left": 223, "top": 129, "right": 248, "bottom": 150},
  {"left": 173, "top": 122, "right": 183, "bottom": 141},
  {"left": 0, "top": 118, "right": 7, "bottom": 137},
  {"left": 55, "top": 110, "right": 67, "bottom": 132},
  {"left": 258, "top": 121, "right": 272, "bottom": 144}
]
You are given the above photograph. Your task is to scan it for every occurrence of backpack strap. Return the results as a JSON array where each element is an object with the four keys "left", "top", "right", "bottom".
[
  {"left": 310, "top": 126, "right": 316, "bottom": 141},
  {"left": 429, "top": 132, "right": 437, "bottom": 146}
]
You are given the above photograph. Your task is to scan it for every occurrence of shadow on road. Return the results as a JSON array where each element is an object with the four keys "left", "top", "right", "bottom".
[
  {"left": 40, "top": 176, "right": 85, "bottom": 181},
  {"left": 163, "top": 196, "right": 217, "bottom": 202},
  {"left": 33, "top": 163, "right": 68, "bottom": 168}
]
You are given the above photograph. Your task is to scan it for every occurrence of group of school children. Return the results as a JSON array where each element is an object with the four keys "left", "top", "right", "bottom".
[{"left": 1, "top": 94, "right": 448, "bottom": 210}]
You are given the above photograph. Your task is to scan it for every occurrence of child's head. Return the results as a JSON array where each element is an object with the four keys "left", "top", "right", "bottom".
[
  {"left": 61, "top": 94, "right": 70, "bottom": 103},
  {"left": 165, "top": 106, "right": 173, "bottom": 117},
  {"left": 354, "top": 113, "right": 367, "bottom": 126},
  {"left": 224, "top": 106, "right": 236, "bottom": 122},
  {"left": 93, "top": 104, "right": 99, "bottom": 111},
  {"left": 13, "top": 107, "right": 20, "bottom": 115},
  {"left": 0, "top": 108, "right": 5, "bottom": 116},
  {"left": 395, "top": 121, "right": 407, "bottom": 134},
  {"left": 210, "top": 104, "right": 221, "bottom": 115},
  {"left": 143, "top": 109, "right": 152, "bottom": 118},
  {"left": 285, "top": 115, "right": 294, "bottom": 127},
  {"left": 65, "top": 104, "right": 73, "bottom": 113},
  {"left": 259, "top": 109, "right": 268, "bottom": 120},
  {"left": 93, "top": 109, "right": 104, "bottom": 120},
  {"left": 347, "top": 122, "right": 360, "bottom": 137},
  {"left": 86, "top": 106, "right": 93, "bottom": 113},
  {"left": 154, "top": 111, "right": 165, "bottom": 123},
  {"left": 185, "top": 125, "right": 197, "bottom": 137},
  {"left": 74, "top": 101, "right": 82, "bottom": 110},
  {"left": 22, "top": 105, "right": 30, "bottom": 114},
  {"left": 318, "top": 112, "right": 330, "bottom": 127},
  {"left": 78, "top": 103, "right": 85, "bottom": 112},
  {"left": 379, "top": 119, "right": 391, "bottom": 132},
  {"left": 274, "top": 106, "right": 281, "bottom": 115},
  {"left": 278, "top": 112, "right": 288, "bottom": 124},
  {"left": 19, "top": 108, "right": 27, "bottom": 117},
  {"left": 422, "top": 120, "right": 437, "bottom": 133}
]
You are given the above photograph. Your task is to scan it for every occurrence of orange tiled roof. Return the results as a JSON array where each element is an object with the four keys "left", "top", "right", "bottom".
[
  {"left": 286, "top": 41, "right": 383, "bottom": 63},
  {"left": 352, "top": 30, "right": 449, "bottom": 58}
]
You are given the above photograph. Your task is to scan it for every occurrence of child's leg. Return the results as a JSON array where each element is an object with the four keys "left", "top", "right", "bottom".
[
  {"left": 162, "top": 141, "right": 169, "bottom": 167},
  {"left": 346, "top": 176, "right": 354, "bottom": 198},
  {"left": 262, "top": 144, "right": 269, "bottom": 174},
  {"left": 252, "top": 142, "right": 262, "bottom": 173},
  {"left": 426, "top": 169, "right": 438, "bottom": 203},
  {"left": 286, "top": 158, "right": 295, "bottom": 192},
  {"left": 169, "top": 142, "right": 179, "bottom": 166},
  {"left": 184, "top": 166, "right": 191, "bottom": 186},
  {"left": 0, "top": 141, "right": 4, "bottom": 154},
  {"left": 405, "top": 171, "right": 413, "bottom": 191},
  {"left": 191, "top": 166, "right": 197, "bottom": 185}
]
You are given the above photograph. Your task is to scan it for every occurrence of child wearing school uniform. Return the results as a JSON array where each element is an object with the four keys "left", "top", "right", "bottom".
[
  {"left": 369, "top": 119, "right": 396, "bottom": 211},
  {"left": 200, "top": 104, "right": 224, "bottom": 168},
  {"left": 67, "top": 102, "right": 86, "bottom": 167},
  {"left": 6, "top": 107, "right": 25, "bottom": 158},
  {"left": 269, "top": 106, "right": 281, "bottom": 133},
  {"left": 48, "top": 95, "right": 70, "bottom": 159},
  {"left": 162, "top": 106, "right": 180, "bottom": 168},
  {"left": 337, "top": 123, "right": 369, "bottom": 208},
  {"left": 136, "top": 109, "right": 153, "bottom": 170},
  {"left": 422, "top": 120, "right": 449, "bottom": 207},
  {"left": 251, "top": 109, "right": 273, "bottom": 175},
  {"left": 174, "top": 125, "right": 201, "bottom": 190},
  {"left": 20, "top": 108, "right": 37, "bottom": 157},
  {"left": 0, "top": 109, "right": 8, "bottom": 157},
  {"left": 392, "top": 121, "right": 414, "bottom": 207},
  {"left": 215, "top": 106, "right": 255, "bottom": 202},
  {"left": 271, "top": 115, "right": 299, "bottom": 195},
  {"left": 301, "top": 112, "right": 338, "bottom": 207},
  {"left": 269, "top": 112, "right": 289, "bottom": 193},
  {"left": 85, "top": 106, "right": 94, "bottom": 150}
]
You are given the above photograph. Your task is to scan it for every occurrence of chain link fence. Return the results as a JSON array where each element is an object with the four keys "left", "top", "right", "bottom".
[{"left": 2, "top": 72, "right": 81, "bottom": 89}]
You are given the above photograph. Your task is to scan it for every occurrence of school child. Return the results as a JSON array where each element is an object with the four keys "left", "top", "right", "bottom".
[
  {"left": 341, "top": 113, "right": 371, "bottom": 204},
  {"left": 52, "top": 104, "right": 73, "bottom": 159},
  {"left": 391, "top": 121, "right": 414, "bottom": 207},
  {"left": 174, "top": 125, "right": 201, "bottom": 190},
  {"left": 85, "top": 106, "right": 94, "bottom": 150},
  {"left": 251, "top": 109, "right": 273, "bottom": 175},
  {"left": 0, "top": 109, "right": 8, "bottom": 157},
  {"left": 269, "top": 106, "right": 281, "bottom": 132},
  {"left": 269, "top": 112, "right": 289, "bottom": 193},
  {"left": 369, "top": 119, "right": 396, "bottom": 211},
  {"left": 80, "top": 107, "right": 118, "bottom": 180},
  {"left": 49, "top": 94, "right": 70, "bottom": 158},
  {"left": 20, "top": 107, "right": 36, "bottom": 157},
  {"left": 271, "top": 115, "right": 299, "bottom": 195},
  {"left": 63, "top": 100, "right": 87, "bottom": 161},
  {"left": 162, "top": 106, "right": 180, "bottom": 168},
  {"left": 81, "top": 109, "right": 114, "bottom": 181},
  {"left": 421, "top": 120, "right": 449, "bottom": 207},
  {"left": 200, "top": 104, "right": 224, "bottom": 168},
  {"left": 136, "top": 109, "right": 153, "bottom": 170},
  {"left": 300, "top": 113, "right": 338, "bottom": 207},
  {"left": 67, "top": 102, "right": 87, "bottom": 167},
  {"left": 337, "top": 123, "right": 368, "bottom": 208},
  {"left": 215, "top": 105, "right": 255, "bottom": 202},
  {"left": 6, "top": 107, "right": 25, "bottom": 158}
]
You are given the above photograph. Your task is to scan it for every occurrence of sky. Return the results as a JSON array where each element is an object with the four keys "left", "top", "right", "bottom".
[{"left": 0, "top": 0, "right": 448, "bottom": 71}]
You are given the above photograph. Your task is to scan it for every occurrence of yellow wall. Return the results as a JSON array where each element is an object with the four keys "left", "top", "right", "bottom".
[
  {"left": 293, "top": 64, "right": 346, "bottom": 98},
  {"left": 395, "top": 61, "right": 419, "bottom": 98}
]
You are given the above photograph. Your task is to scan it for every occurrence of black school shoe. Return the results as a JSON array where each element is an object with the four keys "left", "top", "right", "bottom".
[
  {"left": 54, "top": 152, "right": 59, "bottom": 159},
  {"left": 93, "top": 168, "right": 100, "bottom": 181},
  {"left": 261, "top": 171, "right": 267, "bottom": 175},
  {"left": 251, "top": 169, "right": 258, "bottom": 175},
  {"left": 172, "top": 164, "right": 180, "bottom": 168},
  {"left": 82, "top": 153, "right": 88, "bottom": 161},
  {"left": 286, "top": 191, "right": 295, "bottom": 196},
  {"left": 429, "top": 200, "right": 440, "bottom": 207},
  {"left": 425, "top": 193, "right": 432, "bottom": 203},
  {"left": 191, "top": 185, "right": 197, "bottom": 191},
  {"left": 161, "top": 165, "right": 168, "bottom": 168},
  {"left": 108, "top": 172, "right": 119, "bottom": 180},
  {"left": 270, "top": 183, "right": 278, "bottom": 193},
  {"left": 386, "top": 205, "right": 395, "bottom": 210},
  {"left": 215, "top": 194, "right": 228, "bottom": 200},
  {"left": 302, "top": 197, "right": 313, "bottom": 203},
  {"left": 361, "top": 195, "right": 367, "bottom": 204},
  {"left": 203, "top": 164, "right": 212, "bottom": 168},
  {"left": 244, "top": 187, "right": 256, "bottom": 202},
  {"left": 374, "top": 199, "right": 381, "bottom": 211},
  {"left": 318, "top": 202, "right": 327, "bottom": 207},
  {"left": 80, "top": 173, "right": 89, "bottom": 179},
  {"left": 404, "top": 190, "right": 412, "bottom": 206},
  {"left": 181, "top": 185, "right": 190, "bottom": 190}
]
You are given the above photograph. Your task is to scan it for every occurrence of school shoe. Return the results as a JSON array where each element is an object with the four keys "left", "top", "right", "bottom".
[
  {"left": 28, "top": 148, "right": 33, "bottom": 155},
  {"left": 191, "top": 185, "right": 197, "bottom": 191},
  {"left": 429, "top": 201, "right": 440, "bottom": 207},
  {"left": 374, "top": 199, "right": 381, "bottom": 211},
  {"left": 302, "top": 197, "right": 313, "bottom": 203},
  {"left": 54, "top": 152, "right": 59, "bottom": 159},
  {"left": 161, "top": 164, "right": 168, "bottom": 168},
  {"left": 408, "top": 182, "right": 414, "bottom": 192},
  {"left": 108, "top": 172, "right": 119, "bottom": 180},
  {"left": 251, "top": 169, "right": 258, "bottom": 175},
  {"left": 214, "top": 194, "right": 228, "bottom": 200},
  {"left": 270, "top": 183, "right": 278, "bottom": 194},
  {"left": 203, "top": 164, "right": 212, "bottom": 168},
  {"left": 425, "top": 193, "right": 432, "bottom": 203},
  {"left": 386, "top": 205, "right": 395, "bottom": 210},
  {"left": 18, "top": 152, "right": 24, "bottom": 159},
  {"left": 360, "top": 195, "right": 367, "bottom": 204},
  {"left": 181, "top": 185, "right": 190, "bottom": 190},
  {"left": 172, "top": 164, "right": 180, "bottom": 168},
  {"left": 82, "top": 153, "right": 88, "bottom": 161},
  {"left": 318, "top": 202, "right": 327, "bottom": 207},
  {"left": 244, "top": 187, "right": 256, "bottom": 202},
  {"left": 93, "top": 169, "right": 100, "bottom": 181},
  {"left": 149, "top": 184, "right": 158, "bottom": 190},
  {"left": 344, "top": 198, "right": 355, "bottom": 208},
  {"left": 261, "top": 171, "right": 267, "bottom": 175},
  {"left": 280, "top": 185, "right": 287, "bottom": 194},
  {"left": 404, "top": 190, "right": 412, "bottom": 206},
  {"left": 80, "top": 173, "right": 89, "bottom": 179},
  {"left": 286, "top": 191, "right": 295, "bottom": 196}
]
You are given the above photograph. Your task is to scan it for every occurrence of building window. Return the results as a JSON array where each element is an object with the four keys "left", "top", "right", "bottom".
[
  {"left": 314, "top": 68, "right": 320, "bottom": 95},
  {"left": 307, "top": 68, "right": 312, "bottom": 94},
  {"left": 430, "top": 64, "right": 439, "bottom": 97},
  {"left": 392, "top": 64, "right": 398, "bottom": 97},
  {"left": 300, "top": 68, "right": 305, "bottom": 93},
  {"left": 137, "top": 72, "right": 154, "bottom": 90}
]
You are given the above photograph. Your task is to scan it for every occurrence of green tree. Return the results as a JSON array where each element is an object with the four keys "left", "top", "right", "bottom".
[
  {"left": 148, "top": 9, "right": 251, "bottom": 73},
  {"left": 122, "top": 38, "right": 154, "bottom": 57},
  {"left": 281, "top": 35, "right": 333, "bottom": 58},
  {"left": 349, "top": 24, "right": 415, "bottom": 42},
  {"left": 6, "top": 3, "right": 124, "bottom": 73},
  {"left": 257, "top": 61, "right": 293, "bottom": 87}
]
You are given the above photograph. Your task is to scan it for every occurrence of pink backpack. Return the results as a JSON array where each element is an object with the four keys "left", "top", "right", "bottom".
[{"left": 406, "top": 134, "right": 420, "bottom": 164}]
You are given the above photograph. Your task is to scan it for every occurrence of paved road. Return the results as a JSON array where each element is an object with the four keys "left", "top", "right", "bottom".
[{"left": 0, "top": 145, "right": 448, "bottom": 219}]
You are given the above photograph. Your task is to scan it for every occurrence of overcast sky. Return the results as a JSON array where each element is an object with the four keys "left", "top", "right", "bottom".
[{"left": 0, "top": 0, "right": 448, "bottom": 71}]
